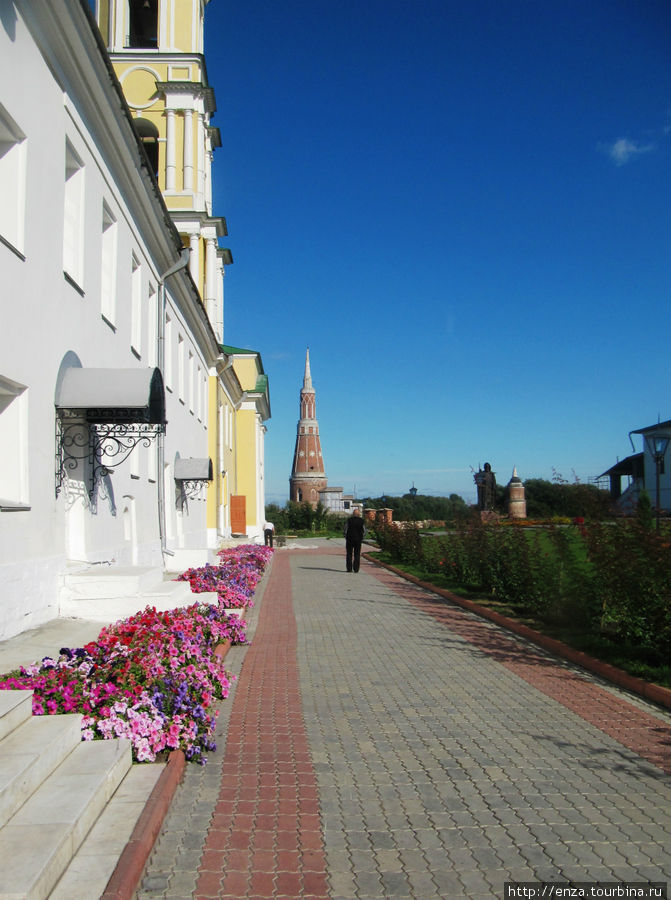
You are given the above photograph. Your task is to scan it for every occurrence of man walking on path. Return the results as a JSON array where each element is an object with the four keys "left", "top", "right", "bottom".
[
  {"left": 343, "top": 506, "right": 366, "bottom": 572},
  {"left": 263, "top": 519, "right": 274, "bottom": 547}
]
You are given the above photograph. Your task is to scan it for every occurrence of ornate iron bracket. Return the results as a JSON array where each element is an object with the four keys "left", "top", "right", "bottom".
[
  {"left": 56, "top": 410, "right": 164, "bottom": 499},
  {"left": 178, "top": 477, "right": 211, "bottom": 501}
]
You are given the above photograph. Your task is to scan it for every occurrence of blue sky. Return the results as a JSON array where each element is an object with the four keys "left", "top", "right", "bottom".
[{"left": 204, "top": 0, "right": 671, "bottom": 505}]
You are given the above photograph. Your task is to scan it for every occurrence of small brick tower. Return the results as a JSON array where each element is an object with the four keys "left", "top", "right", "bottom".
[
  {"left": 289, "top": 348, "right": 328, "bottom": 507},
  {"left": 507, "top": 467, "right": 527, "bottom": 519}
]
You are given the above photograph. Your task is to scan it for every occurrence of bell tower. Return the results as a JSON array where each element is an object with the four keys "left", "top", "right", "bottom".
[
  {"left": 289, "top": 349, "right": 327, "bottom": 507},
  {"left": 95, "top": 0, "right": 230, "bottom": 342}
]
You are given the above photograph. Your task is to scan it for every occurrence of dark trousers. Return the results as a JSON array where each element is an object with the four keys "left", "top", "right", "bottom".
[
  {"left": 264, "top": 529, "right": 274, "bottom": 548},
  {"left": 346, "top": 539, "right": 362, "bottom": 572}
]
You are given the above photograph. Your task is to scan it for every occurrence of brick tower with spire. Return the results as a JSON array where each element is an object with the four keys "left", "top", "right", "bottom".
[{"left": 289, "top": 349, "right": 328, "bottom": 507}]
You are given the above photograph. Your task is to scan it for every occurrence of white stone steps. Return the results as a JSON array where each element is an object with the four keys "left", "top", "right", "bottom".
[
  {"left": 0, "top": 732, "right": 131, "bottom": 900},
  {"left": 0, "top": 691, "right": 32, "bottom": 742},
  {"left": 61, "top": 566, "right": 163, "bottom": 600},
  {"left": 50, "top": 762, "right": 164, "bottom": 900},
  {"left": 140, "top": 579, "right": 207, "bottom": 606},
  {"left": 59, "top": 564, "right": 213, "bottom": 621},
  {"left": 0, "top": 625, "right": 176, "bottom": 900},
  {"left": 0, "top": 713, "right": 84, "bottom": 830}
]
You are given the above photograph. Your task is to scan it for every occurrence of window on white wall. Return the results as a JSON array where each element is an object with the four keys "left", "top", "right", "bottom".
[
  {"left": 130, "top": 440, "right": 141, "bottom": 479},
  {"left": 147, "top": 284, "right": 157, "bottom": 366},
  {"left": 188, "top": 351, "right": 194, "bottom": 413},
  {"left": 177, "top": 334, "right": 185, "bottom": 402},
  {"left": 164, "top": 313, "right": 173, "bottom": 389},
  {"left": 0, "top": 376, "right": 28, "bottom": 507},
  {"left": 147, "top": 438, "right": 157, "bottom": 482},
  {"left": 202, "top": 375, "right": 209, "bottom": 427},
  {"left": 101, "top": 201, "right": 117, "bottom": 325},
  {"left": 131, "top": 254, "right": 142, "bottom": 355},
  {"left": 0, "top": 105, "right": 26, "bottom": 256},
  {"left": 63, "top": 140, "right": 85, "bottom": 287}
]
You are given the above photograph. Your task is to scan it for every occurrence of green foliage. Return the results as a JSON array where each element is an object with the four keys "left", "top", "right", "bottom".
[
  {"left": 374, "top": 523, "right": 424, "bottom": 566},
  {"left": 636, "top": 491, "right": 654, "bottom": 531},
  {"left": 375, "top": 519, "right": 671, "bottom": 666},
  {"left": 584, "top": 522, "right": 671, "bottom": 658},
  {"left": 523, "top": 477, "right": 611, "bottom": 520},
  {"left": 363, "top": 493, "right": 469, "bottom": 523},
  {"left": 264, "top": 502, "right": 345, "bottom": 536}
]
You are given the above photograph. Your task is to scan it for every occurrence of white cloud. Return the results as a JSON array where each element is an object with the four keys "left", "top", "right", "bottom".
[{"left": 604, "top": 136, "right": 656, "bottom": 166}]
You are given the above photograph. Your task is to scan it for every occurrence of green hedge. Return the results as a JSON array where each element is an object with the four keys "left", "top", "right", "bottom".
[{"left": 374, "top": 519, "right": 671, "bottom": 662}]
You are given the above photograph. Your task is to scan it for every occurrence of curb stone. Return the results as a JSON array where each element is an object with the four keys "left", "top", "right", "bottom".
[{"left": 102, "top": 750, "right": 186, "bottom": 900}]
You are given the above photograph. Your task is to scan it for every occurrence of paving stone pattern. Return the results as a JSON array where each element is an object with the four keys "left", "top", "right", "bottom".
[
  {"left": 139, "top": 544, "right": 671, "bottom": 899},
  {"left": 292, "top": 548, "right": 671, "bottom": 899}
]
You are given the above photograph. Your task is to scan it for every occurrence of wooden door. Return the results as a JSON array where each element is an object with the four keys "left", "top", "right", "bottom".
[{"left": 230, "top": 495, "right": 246, "bottom": 535}]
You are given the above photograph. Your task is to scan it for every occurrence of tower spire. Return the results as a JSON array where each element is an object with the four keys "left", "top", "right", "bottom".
[
  {"left": 304, "top": 347, "right": 312, "bottom": 389},
  {"left": 289, "top": 348, "right": 327, "bottom": 507}
]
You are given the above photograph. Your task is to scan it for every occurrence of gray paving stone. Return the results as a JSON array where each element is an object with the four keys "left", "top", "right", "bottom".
[
  {"left": 430, "top": 867, "right": 465, "bottom": 895},
  {"left": 404, "top": 869, "right": 441, "bottom": 897},
  {"left": 374, "top": 848, "right": 404, "bottom": 872},
  {"left": 379, "top": 869, "right": 412, "bottom": 896},
  {"left": 348, "top": 848, "right": 377, "bottom": 871},
  {"left": 328, "top": 870, "right": 358, "bottom": 896},
  {"left": 346, "top": 829, "right": 373, "bottom": 851},
  {"left": 444, "top": 846, "right": 479, "bottom": 871},
  {"left": 354, "top": 868, "right": 383, "bottom": 894}
]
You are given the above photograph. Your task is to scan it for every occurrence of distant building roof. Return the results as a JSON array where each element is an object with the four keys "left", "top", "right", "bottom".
[
  {"left": 631, "top": 419, "right": 671, "bottom": 435},
  {"left": 598, "top": 453, "right": 643, "bottom": 479}
]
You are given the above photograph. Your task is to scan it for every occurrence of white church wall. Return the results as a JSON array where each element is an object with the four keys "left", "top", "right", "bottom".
[{"left": 0, "top": 2, "right": 215, "bottom": 640}]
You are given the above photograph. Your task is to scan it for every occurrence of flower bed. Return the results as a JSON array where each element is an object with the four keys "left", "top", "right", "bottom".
[
  {"left": 176, "top": 544, "right": 273, "bottom": 609},
  {"left": 0, "top": 544, "right": 272, "bottom": 764}
]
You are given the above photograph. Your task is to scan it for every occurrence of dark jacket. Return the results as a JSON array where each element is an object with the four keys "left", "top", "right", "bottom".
[{"left": 344, "top": 515, "right": 366, "bottom": 543}]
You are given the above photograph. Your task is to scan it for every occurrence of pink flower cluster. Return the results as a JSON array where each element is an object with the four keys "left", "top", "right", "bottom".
[{"left": 0, "top": 544, "right": 272, "bottom": 764}]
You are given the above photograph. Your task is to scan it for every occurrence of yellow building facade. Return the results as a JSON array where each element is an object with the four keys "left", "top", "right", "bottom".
[
  {"left": 93, "top": 0, "right": 270, "bottom": 542},
  {"left": 220, "top": 347, "right": 270, "bottom": 538}
]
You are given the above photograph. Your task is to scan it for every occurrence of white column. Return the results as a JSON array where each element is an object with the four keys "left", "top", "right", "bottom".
[
  {"left": 114, "top": 0, "right": 124, "bottom": 50},
  {"left": 205, "top": 237, "right": 217, "bottom": 309},
  {"left": 165, "top": 109, "right": 176, "bottom": 190},
  {"left": 216, "top": 254, "right": 225, "bottom": 343},
  {"left": 205, "top": 238, "right": 223, "bottom": 341},
  {"left": 189, "top": 233, "right": 200, "bottom": 286},
  {"left": 183, "top": 108, "right": 194, "bottom": 192},
  {"left": 205, "top": 150, "right": 213, "bottom": 215},
  {"left": 197, "top": 112, "right": 205, "bottom": 209}
]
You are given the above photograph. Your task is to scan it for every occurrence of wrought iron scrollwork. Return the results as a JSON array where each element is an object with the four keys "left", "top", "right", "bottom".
[
  {"left": 56, "top": 408, "right": 164, "bottom": 499},
  {"left": 178, "top": 478, "right": 211, "bottom": 501}
]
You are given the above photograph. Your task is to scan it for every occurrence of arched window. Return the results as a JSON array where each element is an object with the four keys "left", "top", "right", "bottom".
[
  {"left": 128, "top": 0, "right": 158, "bottom": 49},
  {"left": 133, "top": 118, "right": 159, "bottom": 176}
]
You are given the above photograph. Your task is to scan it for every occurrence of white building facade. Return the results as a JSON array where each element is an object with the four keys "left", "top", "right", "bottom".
[{"left": 0, "top": 0, "right": 221, "bottom": 640}]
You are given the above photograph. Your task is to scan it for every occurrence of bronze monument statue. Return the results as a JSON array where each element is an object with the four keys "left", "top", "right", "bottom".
[{"left": 474, "top": 462, "right": 496, "bottom": 510}]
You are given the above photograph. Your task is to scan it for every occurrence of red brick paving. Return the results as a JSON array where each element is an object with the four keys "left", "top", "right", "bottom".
[
  {"left": 194, "top": 552, "right": 329, "bottom": 899},
  {"left": 369, "top": 565, "right": 671, "bottom": 775}
]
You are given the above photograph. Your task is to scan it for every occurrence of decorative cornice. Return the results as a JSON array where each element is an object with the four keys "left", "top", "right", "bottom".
[{"left": 155, "top": 82, "right": 216, "bottom": 112}]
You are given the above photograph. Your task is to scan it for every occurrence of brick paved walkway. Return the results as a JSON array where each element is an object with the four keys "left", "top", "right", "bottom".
[
  {"left": 138, "top": 543, "right": 671, "bottom": 899},
  {"left": 195, "top": 551, "right": 329, "bottom": 899}
]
